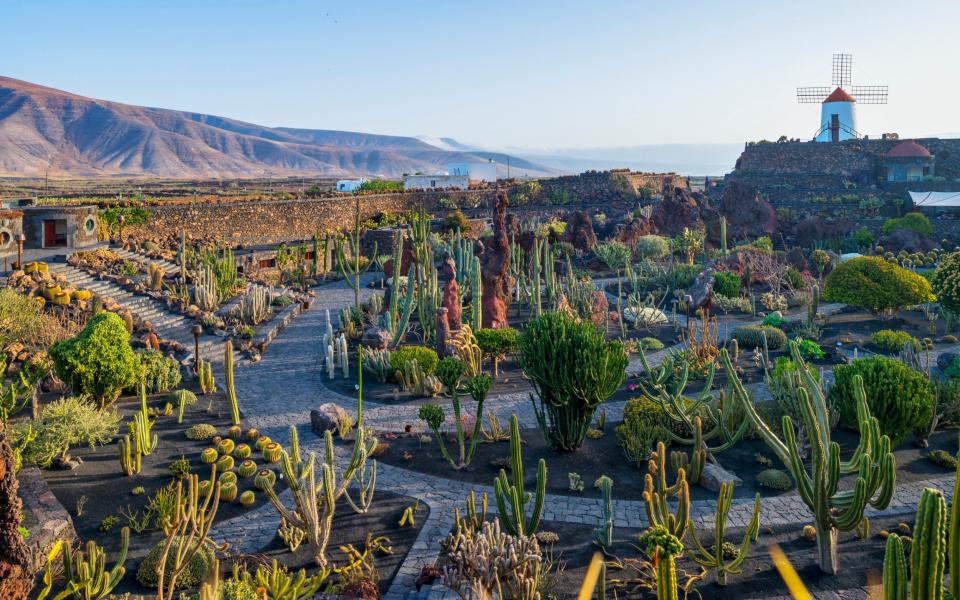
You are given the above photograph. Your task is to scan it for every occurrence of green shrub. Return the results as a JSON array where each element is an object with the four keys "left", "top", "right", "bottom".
[
  {"left": 0, "top": 288, "right": 63, "bottom": 349},
  {"left": 761, "top": 313, "right": 785, "bottom": 328},
  {"left": 731, "top": 325, "right": 787, "bottom": 350},
  {"left": 136, "top": 537, "right": 215, "bottom": 589},
  {"left": 443, "top": 209, "right": 472, "bottom": 234},
  {"left": 634, "top": 235, "right": 671, "bottom": 259},
  {"left": 931, "top": 252, "right": 960, "bottom": 314},
  {"left": 49, "top": 312, "right": 140, "bottom": 405},
  {"left": 639, "top": 337, "right": 665, "bottom": 350},
  {"left": 133, "top": 349, "right": 182, "bottom": 394},
  {"left": 853, "top": 227, "right": 875, "bottom": 250},
  {"left": 475, "top": 327, "right": 519, "bottom": 360},
  {"left": 793, "top": 338, "right": 824, "bottom": 360},
  {"left": 823, "top": 256, "right": 933, "bottom": 315},
  {"left": 616, "top": 396, "right": 665, "bottom": 466},
  {"left": 928, "top": 449, "right": 958, "bottom": 470},
  {"left": 828, "top": 356, "right": 933, "bottom": 444},
  {"left": 18, "top": 396, "right": 120, "bottom": 468},
  {"left": 519, "top": 311, "right": 627, "bottom": 450},
  {"left": 756, "top": 468, "right": 793, "bottom": 491},
  {"left": 870, "top": 329, "right": 919, "bottom": 354},
  {"left": 390, "top": 346, "right": 439, "bottom": 376},
  {"left": 786, "top": 267, "right": 804, "bottom": 291},
  {"left": 882, "top": 212, "right": 933, "bottom": 237},
  {"left": 712, "top": 271, "right": 741, "bottom": 298}
]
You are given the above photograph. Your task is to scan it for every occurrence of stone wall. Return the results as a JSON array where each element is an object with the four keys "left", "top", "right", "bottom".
[
  {"left": 126, "top": 190, "right": 499, "bottom": 245},
  {"left": 537, "top": 169, "right": 685, "bottom": 206}
]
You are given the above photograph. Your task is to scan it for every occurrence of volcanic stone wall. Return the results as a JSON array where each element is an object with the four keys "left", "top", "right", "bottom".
[
  {"left": 538, "top": 169, "right": 685, "bottom": 205},
  {"left": 126, "top": 190, "right": 498, "bottom": 245}
]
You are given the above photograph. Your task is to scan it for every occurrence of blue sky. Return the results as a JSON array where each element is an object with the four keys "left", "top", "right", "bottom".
[{"left": 4, "top": 0, "right": 959, "bottom": 151}]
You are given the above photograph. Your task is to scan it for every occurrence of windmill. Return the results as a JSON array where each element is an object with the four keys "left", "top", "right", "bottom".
[{"left": 797, "top": 53, "right": 888, "bottom": 142}]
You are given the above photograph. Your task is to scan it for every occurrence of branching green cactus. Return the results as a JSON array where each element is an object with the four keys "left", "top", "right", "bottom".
[
  {"left": 687, "top": 482, "right": 760, "bottom": 586},
  {"left": 334, "top": 195, "right": 377, "bottom": 308},
  {"left": 129, "top": 382, "right": 157, "bottom": 456},
  {"left": 638, "top": 525, "right": 682, "bottom": 600},
  {"left": 643, "top": 442, "right": 690, "bottom": 540},
  {"left": 493, "top": 414, "right": 546, "bottom": 537},
  {"left": 262, "top": 355, "right": 378, "bottom": 567},
  {"left": 118, "top": 434, "right": 141, "bottom": 476},
  {"left": 721, "top": 341, "right": 896, "bottom": 574},
  {"left": 55, "top": 527, "right": 130, "bottom": 600}
]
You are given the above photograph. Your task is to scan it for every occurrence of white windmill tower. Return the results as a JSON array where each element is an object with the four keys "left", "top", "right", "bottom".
[{"left": 797, "top": 53, "right": 888, "bottom": 142}]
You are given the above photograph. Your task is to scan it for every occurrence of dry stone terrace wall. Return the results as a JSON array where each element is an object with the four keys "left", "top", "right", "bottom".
[{"left": 125, "top": 190, "right": 499, "bottom": 245}]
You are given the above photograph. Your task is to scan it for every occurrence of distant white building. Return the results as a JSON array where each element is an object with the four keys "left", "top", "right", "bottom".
[
  {"left": 336, "top": 178, "right": 367, "bottom": 192},
  {"left": 403, "top": 174, "right": 469, "bottom": 191},
  {"left": 448, "top": 160, "right": 497, "bottom": 183}
]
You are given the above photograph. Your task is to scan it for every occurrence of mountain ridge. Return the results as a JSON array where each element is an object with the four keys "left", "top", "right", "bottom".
[{"left": 0, "top": 76, "right": 558, "bottom": 179}]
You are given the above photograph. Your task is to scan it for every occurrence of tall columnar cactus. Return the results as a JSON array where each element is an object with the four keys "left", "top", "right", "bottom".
[
  {"left": 719, "top": 215, "right": 728, "bottom": 256},
  {"left": 193, "top": 263, "right": 219, "bottom": 311},
  {"left": 383, "top": 231, "right": 414, "bottom": 346},
  {"left": 911, "top": 488, "right": 947, "bottom": 600},
  {"left": 951, "top": 460, "right": 960, "bottom": 600},
  {"left": 118, "top": 434, "right": 142, "bottom": 476},
  {"left": 493, "top": 414, "right": 546, "bottom": 537},
  {"left": 594, "top": 475, "right": 614, "bottom": 548},
  {"left": 59, "top": 527, "right": 130, "bottom": 600},
  {"left": 639, "top": 526, "right": 682, "bottom": 600},
  {"left": 882, "top": 533, "right": 907, "bottom": 600},
  {"left": 643, "top": 442, "right": 690, "bottom": 540},
  {"left": 531, "top": 237, "right": 543, "bottom": 317},
  {"left": 224, "top": 340, "right": 239, "bottom": 425},
  {"left": 130, "top": 382, "right": 157, "bottom": 456},
  {"left": 808, "top": 283, "right": 820, "bottom": 327},
  {"left": 334, "top": 195, "right": 377, "bottom": 308},
  {"left": 238, "top": 286, "right": 272, "bottom": 325},
  {"left": 415, "top": 264, "right": 441, "bottom": 344},
  {"left": 721, "top": 342, "right": 896, "bottom": 574},
  {"left": 687, "top": 482, "right": 760, "bottom": 586},
  {"left": 262, "top": 355, "right": 377, "bottom": 567},
  {"left": 468, "top": 255, "right": 482, "bottom": 331}
]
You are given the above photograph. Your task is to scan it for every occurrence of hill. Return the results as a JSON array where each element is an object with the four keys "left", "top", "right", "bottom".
[{"left": 0, "top": 76, "right": 558, "bottom": 179}]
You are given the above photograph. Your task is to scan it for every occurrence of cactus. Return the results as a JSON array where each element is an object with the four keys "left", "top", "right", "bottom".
[
  {"left": 173, "top": 390, "right": 195, "bottom": 424},
  {"left": 149, "top": 263, "right": 165, "bottom": 291},
  {"left": 255, "top": 435, "right": 272, "bottom": 452},
  {"left": 639, "top": 526, "right": 682, "bottom": 600},
  {"left": 454, "top": 490, "right": 488, "bottom": 534},
  {"left": 215, "top": 455, "right": 234, "bottom": 472},
  {"left": 193, "top": 263, "right": 219, "bottom": 311},
  {"left": 254, "top": 468, "right": 276, "bottom": 490},
  {"left": 468, "top": 256, "right": 482, "bottom": 331},
  {"left": 383, "top": 232, "right": 416, "bottom": 347},
  {"left": 198, "top": 358, "right": 216, "bottom": 394},
  {"left": 54, "top": 527, "right": 130, "bottom": 600},
  {"left": 416, "top": 263, "right": 442, "bottom": 344},
  {"left": 224, "top": 340, "right": 239, "bottom": 425},
  {"left": 594, "top": 475, "right": 614, "bottom": 548},
  {"left": 808, "top": 284, "right": 820, "bottom": 326},
  {"left": 216, "top": 438, "right": 235, "bottom": 455},
  {"left": 493, "top": 414, "right": 546, "bottom": 537},
  {"left": 687, "top": 483, "right": 761, "bottom": 586},
  {"left": 911, "top": 488, "right": 947, "bottom": 600},
  {"left": 118, "top": 434, "right": 141, "bottom": 476},
  {"left": 238, "top": 459, "right": 257, "bottom": 478},
  {"left": 644, "top": 441, "right": 690, "bottom": 540},
  {"left": 334, "top": 195, "right": 377, "bottom": 308},
  {"left": 951, "top": 459, "right": 960, "bottom": 600},
  {"left": 155, "top": 469, "right": 224, "bottom": 600},
  {"left": 719, "top": 215, "right": 728, "bottom": 256},
  {"left": 882, "top": 533, "right": 907, "bottom": 600},
  {"left": 201, "top": 448, "right": 218, "bottom": 463},
  {"left": 722, "top": 341, "right": 896, "bottom": 574},
  {"left": 263, "top": 442, "right": 282, "bottom": 463},
  {"left": 238, "top": 286, "right": 272, "bottom": 325},
  {"left": 219, "top": 482, "right": 238, "bottom": 502},
  {"left": 261, "top": 353, "right": 378, "bottom": 567},
  {"left": 239, "top": 491, "right": 255, "bottom": 507},
  {"left": 129, "top": 382, "right": 157, "bottom": 456},
  {"left": 636, "top": 352, "right": 747, "bottom": 454},
  {"left": 668, "top": 417, "right": 707, "bottom": 485},
  {"left": 232, "top": 444, "right": 251, "bottom": 460}
]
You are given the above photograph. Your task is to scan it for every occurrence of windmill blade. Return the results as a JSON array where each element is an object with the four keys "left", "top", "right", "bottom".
[
  {"left": 851, "top": 85, "right": 888, "bottom": 104},
  {"left": 797, "top": 87, "right": 831, "bottom": 103},
  {"left": 832, "top": 53, "right": 852, "bottom": 88}
]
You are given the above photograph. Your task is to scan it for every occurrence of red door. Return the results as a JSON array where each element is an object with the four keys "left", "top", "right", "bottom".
[{"left": 43, "top": 220, "right": 57, "bottom": 247}]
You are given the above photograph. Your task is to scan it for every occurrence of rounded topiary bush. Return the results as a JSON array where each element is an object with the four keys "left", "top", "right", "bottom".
[
  {"left": 389, "top": 346, "right": 439, "bottom": 376},
  {"left": 136, "top": 537, "right": 215, "bottom": 589},
  {"left": 828, "top": 355, "right": 933, "bottom": 444},
  {"left": 931, "top": 251, "right": 960, "bottom": 314},
  {"left": 731, "top": 325, "right": 787, "bottom": 350},
  {"left": 49, "top": 312, "right": 141, "bottom": 404},
  {"left": 615, "top": 396, "right": 667, "bottom": 466},
  {"left": 823, "top": 256, "right": 933, "bottom": 316},
  {"left": 870, "top": 329, "right": 919, "bottom": 354}
]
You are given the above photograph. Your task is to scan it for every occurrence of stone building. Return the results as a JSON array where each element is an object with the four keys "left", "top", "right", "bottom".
[
  {"left": 885, "top": 140, "right": 934, "bottom": 182},
  {"left": 20, "top": 206, "right": 99, "bottom": 250},
  {"left": 403, "top": 174, "right": 469, "bottom": 191}
]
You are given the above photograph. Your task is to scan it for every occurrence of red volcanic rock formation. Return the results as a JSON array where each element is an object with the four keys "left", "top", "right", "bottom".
[
  {"left": 713, "top": 182, "right": 777, "bottom": 244},
  {"left": 0, "top": 423, "right": 33, "bottom": 600},
  {"left": 439, "top": 256, "right": 462, "bottom": 331},
  {"left": 480, "top": 191, "right": 513, "bottom": 328},
  {"left": 651, "top": 184, "right": 706, "bottom": 237},
  {"left": 563, "top": 211, "right": 597, "bottom": 251}
]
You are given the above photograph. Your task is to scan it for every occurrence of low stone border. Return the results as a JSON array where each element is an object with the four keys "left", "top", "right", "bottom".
[
  {"left": 17, "top": 466, "right": 75, "bottom": 573},
  {"left": 252, "top": 299, "right": 306, "bottom": 354}
]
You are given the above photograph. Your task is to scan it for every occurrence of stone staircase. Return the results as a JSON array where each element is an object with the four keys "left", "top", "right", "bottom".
[
  {"left": 114, "top": 248, "right": 181, "bottom": 276},
  {"left": 47, "top": 260, "right": 224, "bottom": 363}
]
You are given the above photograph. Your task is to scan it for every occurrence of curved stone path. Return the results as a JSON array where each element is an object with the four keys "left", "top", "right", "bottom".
[{"left": 216, "top": 276, "right": 954, "bottom": 600}]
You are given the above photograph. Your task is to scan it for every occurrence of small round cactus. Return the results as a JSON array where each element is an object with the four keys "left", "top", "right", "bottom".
[
  {"left": 217, "top": 439, "right": 235, "bottom": 456},
  {"left": 227, "top": 425, "right": 242, "bottom": 440},
  {"left": 218, "top": 471, "right": 237, "bottom": 486},
  {"left": 246, "top": 428, "right": 260, "bottom": 441},
  {"left": 239, "top": 491, "right": 255, "bottom": 507},
  {"left": 238, "top": 459, "right": 257, "bottom": 478},
  {"left": 801, "top": 525, "right": 817, "bottom": 541},
  {"left": 219, "top": 482, "right": 238, "bottom": 502},
  {"left": 216, "top": 455, "right": 235, "bottom": 472},
  {"left": 211, "top": 435, "right": 223, "bottom": 446},
  {"left": 263, "top": 442, "right": 282, "bottom": 463},
  {"left": 198, "top": 479, "right": 213, "bottom": 497},
  {"left": 201, "top": 448, "right": 218, "bottom": 464},
  {"left": 232, "top": 443, "right": 251, "bottom": 460},
  {"left": 254, "top": 469, "right": 276, "bottom": 491},
  {"left": 255, "top": 435, "right": 272, "bottom": 451}
]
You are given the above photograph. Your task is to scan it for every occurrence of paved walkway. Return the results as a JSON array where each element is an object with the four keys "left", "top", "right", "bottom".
[{"left": 219, "top": 278, "right": 952, "bottom": 600}]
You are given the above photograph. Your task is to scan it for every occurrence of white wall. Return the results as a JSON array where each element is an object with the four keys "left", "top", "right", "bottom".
[
  {"left": 403, "top": 175, "right": 469, "bottom": 190},
  {"left": 816, "top": 101, "right": 858, "bottom": 142},
  {"left": 448, "top": 162, "right": 497, "bottom": 182}
]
